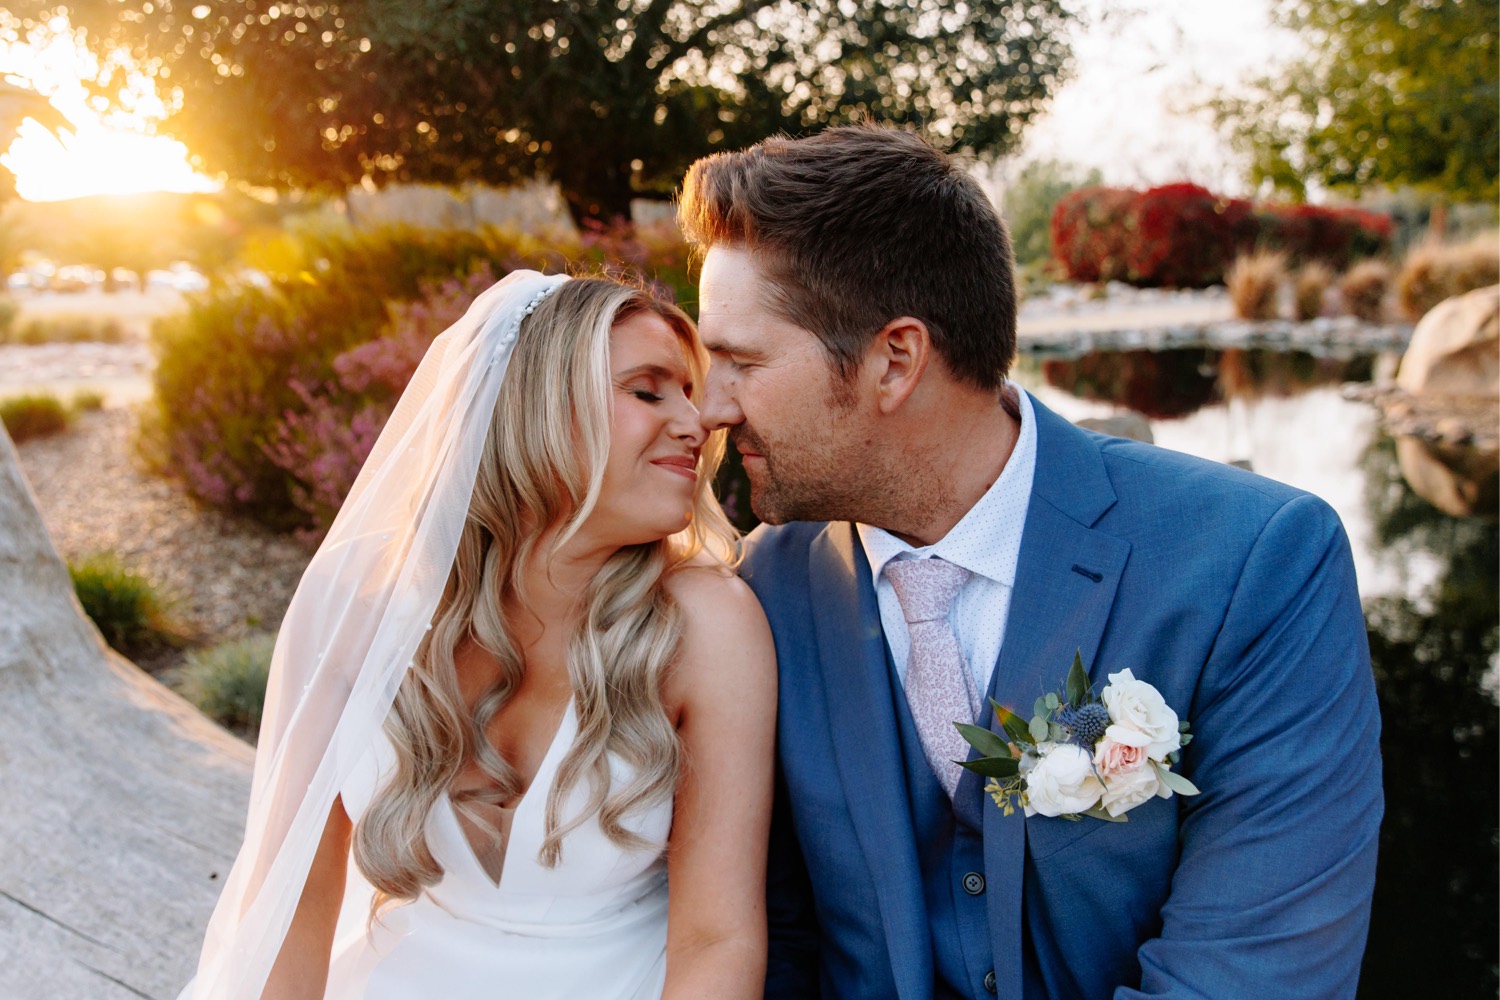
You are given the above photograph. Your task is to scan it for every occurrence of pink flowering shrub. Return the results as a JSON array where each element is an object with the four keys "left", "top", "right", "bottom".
[{"left": 150, "top": 225, "right": 692, "bottom": 535}]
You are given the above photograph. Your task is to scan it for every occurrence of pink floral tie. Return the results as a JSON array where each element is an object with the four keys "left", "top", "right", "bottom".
[{"left": 886, "top": 558, "right": 980, "bottom": 798}]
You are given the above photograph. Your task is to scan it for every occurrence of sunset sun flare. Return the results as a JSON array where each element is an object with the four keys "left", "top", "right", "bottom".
[{"left": 1, "top": 21, "right": 218, "bottom": 202}]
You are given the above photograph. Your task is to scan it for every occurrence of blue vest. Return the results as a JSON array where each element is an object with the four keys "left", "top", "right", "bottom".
[{"left": 886, "top": 648, "right": 996, "bottom": 999}]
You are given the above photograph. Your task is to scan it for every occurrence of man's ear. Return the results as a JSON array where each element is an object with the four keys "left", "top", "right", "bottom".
[{"left": 868, "top": 316, "right": 932, "bottom": 414}]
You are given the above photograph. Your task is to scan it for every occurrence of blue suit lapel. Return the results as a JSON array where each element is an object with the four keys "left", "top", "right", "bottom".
[
  {"left": 965, "top": 394, "right": 1133, "bottom": 1000},
  {"left": 808, "top": 524, "right": 933, "bottom": 1000}
]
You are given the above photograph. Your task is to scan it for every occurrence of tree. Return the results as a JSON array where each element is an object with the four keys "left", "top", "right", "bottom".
[
  {"left": 13, "top": 0, "right": 1080, "bottom": 224},
  {"left": 0, "top": 79, "right": 69, "bottom": 203},
  {"left": 1211, "top": 0, "right": 1498, "bottom": 205},
  {"left": 999, "top": 158, "right": 1101, "bottom": 267}
]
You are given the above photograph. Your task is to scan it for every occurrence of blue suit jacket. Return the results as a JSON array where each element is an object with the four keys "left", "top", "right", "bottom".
[{"left": 743, "top": 393, "right": 1382, "bottom": 1000}]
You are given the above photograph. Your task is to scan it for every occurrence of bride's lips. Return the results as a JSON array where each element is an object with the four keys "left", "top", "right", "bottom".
[{"left": 651, "top": 455, "right": 698, "bottom": 480}]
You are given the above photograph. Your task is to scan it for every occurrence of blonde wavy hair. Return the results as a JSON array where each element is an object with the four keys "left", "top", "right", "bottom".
[{"left": 353, "top": 277, "right": 738, "bottom": 905}]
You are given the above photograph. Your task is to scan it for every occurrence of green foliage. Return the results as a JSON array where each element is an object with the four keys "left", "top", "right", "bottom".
[
  {"left": 25, "top": 1, "right": 1078, "bottom": 223},
  {"left": 1212, "top": 0, "right": 1498, "bottom": 202},
  {"left": 67, "top": 552, "right": 184, "bottom": 655},
  {"left": 0, "top": 295, "right": 17, "bottom": 339},
  {"left": 0, "top": 314, "right": 128, "bottom": 345},
  {"left": 179, "top": 632, "right": 276, "bottom": 733},
  {"left": 70, "top": 388, "right": 106, "bottom": 413},
  {"left": 0, "top": 391, "right": 70, "bottom": 442},
  {"left": 1002, "top": 160, "right": 1102, "bottom": 267}
]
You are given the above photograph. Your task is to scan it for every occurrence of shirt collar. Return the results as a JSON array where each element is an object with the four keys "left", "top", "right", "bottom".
[{"left": 857, "top": 384, "right": 1038, "bottom": 589}]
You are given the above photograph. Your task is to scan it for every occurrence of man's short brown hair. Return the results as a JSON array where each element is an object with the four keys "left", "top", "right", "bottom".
[{"left": 678, "top": 124, "right": 1017, "bottom": 393}]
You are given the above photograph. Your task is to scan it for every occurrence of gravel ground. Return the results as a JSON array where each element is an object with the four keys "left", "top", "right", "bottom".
[{"left": 13, "top": 405, "right": 310, "bottom": 674}]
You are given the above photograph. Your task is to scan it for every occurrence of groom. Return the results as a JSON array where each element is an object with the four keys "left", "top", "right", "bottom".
[{"left": 679, "top": 125, "right": 1382, "bottom": 1000}]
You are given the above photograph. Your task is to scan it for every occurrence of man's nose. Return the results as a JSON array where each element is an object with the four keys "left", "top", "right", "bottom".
[{"left": 698, "top": 364, "right": 743, "bottom": 432}]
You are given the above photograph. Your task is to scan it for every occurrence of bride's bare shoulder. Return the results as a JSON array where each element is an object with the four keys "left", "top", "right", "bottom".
[{"left": 662, "top": 556, "right": 775, "bottom": 694}]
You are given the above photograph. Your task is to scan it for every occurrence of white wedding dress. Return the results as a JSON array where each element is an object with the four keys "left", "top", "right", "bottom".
[{"left": 326, "top": 700, "right": 673, "bottom": 999}]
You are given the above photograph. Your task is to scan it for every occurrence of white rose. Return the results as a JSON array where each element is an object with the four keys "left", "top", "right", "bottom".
[
  {"left": 1023, "top": 743, "right": 1104, "bottom": 818},
  {"left": 1101, "top": 669, "right": 1181, "bottom": 760},
  {"left": 1099, "top": 761, "right": 1165, "bottom": 817}
]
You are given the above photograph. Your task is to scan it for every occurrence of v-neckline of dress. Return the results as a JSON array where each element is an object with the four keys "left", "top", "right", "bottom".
[{"left": 448, "top": 697, "right": 575, "bottom": 890}]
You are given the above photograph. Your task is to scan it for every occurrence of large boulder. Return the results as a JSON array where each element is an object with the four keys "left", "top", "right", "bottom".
[
  {"left": 0, "top": 426, "right": 251, "bottom": 999},
  {"left": 1397, "top": 284, "right": 1499, "bottom": 399}
]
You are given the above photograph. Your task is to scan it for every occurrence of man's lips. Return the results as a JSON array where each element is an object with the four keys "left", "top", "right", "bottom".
[{"left": 651, "top": 455, "right": 698, "bottom": 479}]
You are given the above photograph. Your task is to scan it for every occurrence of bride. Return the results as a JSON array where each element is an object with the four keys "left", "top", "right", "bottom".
[{"left": 179, "top": 270, "right": 777, "bottom": 999}]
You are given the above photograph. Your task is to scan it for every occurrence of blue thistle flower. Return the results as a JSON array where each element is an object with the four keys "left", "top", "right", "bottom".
[{"left": 1055, "top": 702, "right": 1110, "bottom": 750}]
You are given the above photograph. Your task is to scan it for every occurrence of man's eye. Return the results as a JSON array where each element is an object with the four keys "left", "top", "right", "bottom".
[{"left": 633, "top": 389, "right": 663, "bottom": 402}]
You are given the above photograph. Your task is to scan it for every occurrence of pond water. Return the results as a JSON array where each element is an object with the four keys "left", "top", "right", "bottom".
[{"left": 718, "top": 343, "right": 1498, "bottom": 997}]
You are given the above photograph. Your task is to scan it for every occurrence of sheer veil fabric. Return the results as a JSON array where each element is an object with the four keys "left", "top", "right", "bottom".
[{"left": 178, "top": 270, "right": 570, "bottom": 1000}]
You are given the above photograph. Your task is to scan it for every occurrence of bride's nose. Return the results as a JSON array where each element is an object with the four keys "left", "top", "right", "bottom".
[{"left": 669, "top": 397, "right": 707, "bottom": 447}]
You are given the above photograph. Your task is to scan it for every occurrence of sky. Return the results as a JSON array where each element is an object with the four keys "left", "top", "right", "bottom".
[
  {"left": 0, "top": 3, "right": 1289, "bottom": 202},
  {"left": 1015, "top": 0, "right": 1290, "bottom": 194}
]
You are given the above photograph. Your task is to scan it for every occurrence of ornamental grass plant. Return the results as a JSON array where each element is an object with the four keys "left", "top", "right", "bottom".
[
  {"left": 0, "top": 391, "right": 70, "bottom": 443},
  {"left": 179, "top": 632, "right": 276, "bottom": 735},
  {"left": 1340, "top": 261, "right": 1393, "bottom": 323},
  {"left": 0, "top": 315, "right": 128, "bottom": 344},
  {"left": 1226, "top": 251, "right": 1287, "bottom": 320},
  {"left": 1293, "top": 262, "right": 1334, "bottom": 321},
  {"left": 68, "top": 552, "right": 186, "bottom": 656},
  {"left": 1396, "top": 235, "right": 1500, "bottom": 322}
]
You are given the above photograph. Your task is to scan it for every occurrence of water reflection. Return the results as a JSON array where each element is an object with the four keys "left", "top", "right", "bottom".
[{"left": 1039, "top": 346, "right": 1374, "bottom": 419}]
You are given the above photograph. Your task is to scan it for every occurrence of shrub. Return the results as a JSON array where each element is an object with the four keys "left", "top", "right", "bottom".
[
  {"left": 1254, "top": 204, "right": 1393, "bottom": 269},
  {"left": 1050, "top": 186, "right": 1137, "bottom": 284},
  {"left": 1050, "top": 185, "right": 1392, "bottom": 288},
  {"left": 70, "top": 388, "right": 106, "bottom": 413},
  {"left": 179, "top": 632, "right": 276, "bottom": 733},
  {"left": 1340, "top": 261, "right": 1393, "bottom": 322},
  {"left": 1293, "top": 262, "right": 1334, "bottom": 321},
  {"left": 1, "top": 315, "right": 127, "bottom": 345},
  {"left": 68, "top": 553, "right": 184, "bottom": 655},
  {"left": 149, "top": 223, "right": 692, "bottom": 531},
  {"left": 0, "top": 392, "right": 70, "bottom": 442},
  {"left": 1396, "top": 235, "right": 1500, "bottom": 321},
  {"left": 1227, "top": 251, "right": 1287, "bottom": 320},
  {"left": 0, "top": 296, "right": 17, "bottom": 338}
]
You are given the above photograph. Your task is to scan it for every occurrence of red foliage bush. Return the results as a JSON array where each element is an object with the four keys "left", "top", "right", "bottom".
[{"left": 1051, "top": 185, "right": 1392, "bottom": 288}]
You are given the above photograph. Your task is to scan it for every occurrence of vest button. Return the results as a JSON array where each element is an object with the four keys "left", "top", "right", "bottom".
[
  {"left": 962, "top": 871, "right": 986, "bottom": 895},
  {"left": 984, "top": 970, "right": 997, "bottom": 994}
]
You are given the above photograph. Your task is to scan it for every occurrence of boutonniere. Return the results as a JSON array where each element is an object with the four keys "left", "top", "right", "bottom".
[{"left": 955, "top": 652, "right": 1199, "bottom": 821}]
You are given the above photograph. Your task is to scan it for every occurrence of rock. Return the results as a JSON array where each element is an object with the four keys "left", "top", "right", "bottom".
[
  {"left": 0, "top": 425, "right": 252, "bottom": 999},
  {"left": 1076, "top": 412, "right": 1154, "bottom": 444},
  {"left": 1396, "top": 285, "right": 1500, "bottom": 399},
  {"left": 1396, "top": 436, "right": 1500, "bottom": 520}
]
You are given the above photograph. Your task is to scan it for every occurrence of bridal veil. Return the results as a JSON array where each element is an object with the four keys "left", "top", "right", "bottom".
[{"left": 178, "top": 269, "right": 570, "bottom": 999}]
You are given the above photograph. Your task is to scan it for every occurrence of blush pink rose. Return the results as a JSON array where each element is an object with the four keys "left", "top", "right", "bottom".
[{"left": 1093, "top": 738, "right": 1146, "bottom": 779}]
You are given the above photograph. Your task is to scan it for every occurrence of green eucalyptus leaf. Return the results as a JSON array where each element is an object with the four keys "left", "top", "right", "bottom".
[
  {"left": 1029, "top": 715, "right": 1050, "bottom": 743},
  {"left": 1153, "top": 762, "right": 1201, "bottom": 796},
  {"left": 1066, "top": 650, "right": 1091, "bottom": 706},
  {"left": 1034, "top": 696, "right": 1049, "bottom": 719},
  {"left": 958, "top": 755, "right": 1021, "bottom": 778},
  {"left": 1044, "top": 692, "right": 1060, "bottom": 711},
  {"left": 955, "top": 722, "right": 1012, "bottom": 759}
]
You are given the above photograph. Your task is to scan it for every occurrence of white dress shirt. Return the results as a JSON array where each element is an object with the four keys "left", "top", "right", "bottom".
[{"left": 856, "top": 385, "right": 1038, "bottom": 697}]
